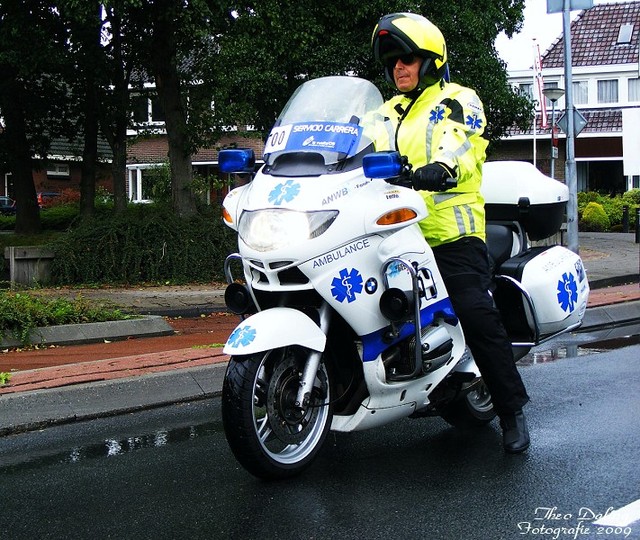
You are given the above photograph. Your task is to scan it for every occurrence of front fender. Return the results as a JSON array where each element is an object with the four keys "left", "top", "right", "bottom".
[{"left": 223, "top": 307, "right": 326, "bottom": 355}]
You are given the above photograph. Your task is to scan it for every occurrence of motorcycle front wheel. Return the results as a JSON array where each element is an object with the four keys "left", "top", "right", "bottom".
[{"left": 222, "top": 346, "right": 333, "bottom": 480}]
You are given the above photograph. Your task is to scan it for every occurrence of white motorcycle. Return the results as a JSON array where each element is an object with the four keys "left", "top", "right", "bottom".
[{"left": 219, "top": 76, "right": 590, "bottom": 479}]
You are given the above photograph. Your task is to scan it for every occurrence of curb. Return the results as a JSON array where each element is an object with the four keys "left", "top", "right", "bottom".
[
  {"left": 580, "top": 299, "right": 640, "bottom": 331},
  {"left": 0, "top": 363, "right": 228, "bottom": 436},
  {"left": 589, "top": 274, "right": 639, "bottom": 290},
  {"left": 0, "top": 315, "right": 174, "bottom": 348}
]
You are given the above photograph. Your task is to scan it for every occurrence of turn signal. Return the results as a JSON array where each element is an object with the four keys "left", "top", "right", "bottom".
[
  {"left": 376, "top": 208, "right": 418, "bottom": 226},
  {"left": 222, "top": 207, "right": 233, "bottom": 224}
]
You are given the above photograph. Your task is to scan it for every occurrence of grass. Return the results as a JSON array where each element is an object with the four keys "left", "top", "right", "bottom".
[{"left": 0, "top": 291, "right": 133, "bottom": 346}]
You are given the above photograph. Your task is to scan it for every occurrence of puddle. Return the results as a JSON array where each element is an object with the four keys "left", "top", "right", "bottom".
[
  {"left": 519, "top": 323, "right": 640, "bottom": 366},
  {"left": 0, "top": 421, "right": 221, "bottom": 473}
]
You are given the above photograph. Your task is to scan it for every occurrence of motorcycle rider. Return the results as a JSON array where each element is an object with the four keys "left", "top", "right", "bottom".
[{"left": 371, "top": 12, "right": 530, "bottom": 453}]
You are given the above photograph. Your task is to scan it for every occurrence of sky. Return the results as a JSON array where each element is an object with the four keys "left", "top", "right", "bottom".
[{"left": 495, "top": 0, "right": 627, "bottom": 71}]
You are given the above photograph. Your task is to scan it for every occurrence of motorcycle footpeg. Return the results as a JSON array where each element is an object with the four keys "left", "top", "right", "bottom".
[{"left": 447, "top": 371, "right": 476, "bottom": 384}]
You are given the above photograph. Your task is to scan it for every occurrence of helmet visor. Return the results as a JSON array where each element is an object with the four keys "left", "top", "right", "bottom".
[{"left": 382, "top": 52, "right": 419, "bottom": 70}]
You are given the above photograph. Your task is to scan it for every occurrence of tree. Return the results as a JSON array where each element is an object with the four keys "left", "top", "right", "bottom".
[
  {"left": 427, "top": 0, "right": 533, "bottom": 145},
  {"left": 2, "top": 0, "right": 532, "bottom": 231},
  {"left": 147, "top": 0, "right": 197, "bottom": 216},
  {"left": 126, "top": 0, "right": 228, "bottom": 217},
  {"left": 208, "top": 0, "right": 532, "bottom": 148},
  {"left": 208, "top": 0, "right": 392, "bottom": 133},
  {"left": 100, "top": 0, "right": 145, "bottom": 214},
  {"left": 0, "top": 0, "right": 73, "bottom": 234},
  {"left": 60, "top": 0, "right": 106, "bottom": 221}
]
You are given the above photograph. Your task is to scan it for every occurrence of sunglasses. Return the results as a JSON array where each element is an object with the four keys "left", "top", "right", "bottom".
[{"left": 385, "top": 53, "right": 419, "bottom": 68}]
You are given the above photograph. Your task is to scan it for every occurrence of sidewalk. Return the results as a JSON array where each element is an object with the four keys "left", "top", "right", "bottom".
[{"left": 0, "top": 232, "right": 638, "bottom": 435}]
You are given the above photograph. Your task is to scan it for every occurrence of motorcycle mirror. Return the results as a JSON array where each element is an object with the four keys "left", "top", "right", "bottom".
[
  {"left": 363, "top": 151, "right": 403, "bottom": 179},
  {"left": 219, "top": 149, "right": 256, "bottom": 174}
]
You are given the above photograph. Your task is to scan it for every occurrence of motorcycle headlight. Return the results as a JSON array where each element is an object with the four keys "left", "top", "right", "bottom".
[{"left": 238, "top": 209, "right": 338, "bottom": 252}]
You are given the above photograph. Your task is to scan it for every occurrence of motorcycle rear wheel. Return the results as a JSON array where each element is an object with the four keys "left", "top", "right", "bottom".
[
  {"left": 439, "top": 379, "right": 496, "bottom": 428},
  {"left": 222, "top": 347, "right": 333, "bottom": 480}
]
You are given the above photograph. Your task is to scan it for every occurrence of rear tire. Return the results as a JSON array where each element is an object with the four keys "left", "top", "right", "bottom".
[
  {"left": 440, "top": 379, "right": 496, "bottom": 428},
  {"left": 221, "top": 347, "right": 332, "bottom": 480}
]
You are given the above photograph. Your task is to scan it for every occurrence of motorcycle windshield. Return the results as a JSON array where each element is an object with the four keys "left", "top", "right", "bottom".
[{"left": 263, "top": 76, "right": 385, "bottom": 174}]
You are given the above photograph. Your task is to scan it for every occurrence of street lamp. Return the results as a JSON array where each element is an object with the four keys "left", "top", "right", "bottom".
[{"left": 542, "top": 87, "right": 565, "bottom": 178}]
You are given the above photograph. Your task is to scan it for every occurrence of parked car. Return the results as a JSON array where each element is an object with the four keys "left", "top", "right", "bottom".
[
  {"left": 0, "top": 196, "right": 16, "bottom": 215},
  {"left": 37, "top": 192, "right": 61, "bottom": 208}
]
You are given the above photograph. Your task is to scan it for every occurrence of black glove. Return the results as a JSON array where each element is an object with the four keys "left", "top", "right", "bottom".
[{"left": 412, "top": 162, "right": 457, "bottom": 192}]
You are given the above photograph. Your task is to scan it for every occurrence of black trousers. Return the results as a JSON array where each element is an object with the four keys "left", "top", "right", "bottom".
[{"left": 432, "top": 236, "right": 530, "bottom": 416}]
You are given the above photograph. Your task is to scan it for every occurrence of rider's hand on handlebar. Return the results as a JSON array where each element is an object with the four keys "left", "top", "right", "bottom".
[{"left": 412, "top": 162, "right": 457, "bottom": 192}]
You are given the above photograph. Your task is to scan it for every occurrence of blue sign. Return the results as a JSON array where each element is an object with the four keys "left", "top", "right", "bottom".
[{"left": 265, "top": 122, "right": 363, "bottom": 157}]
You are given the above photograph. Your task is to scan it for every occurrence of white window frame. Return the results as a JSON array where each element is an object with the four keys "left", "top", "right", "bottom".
[
  {"left": 47, "top": 163, "right": 70, "bottom": 177},
  {"left": 518, "top": 83, "right": 533, "bottom": 100},
  {"left": 597, "top": 79, "right": 619, "bottom": 104},
  {"left": 572, "top": 80, "right": 589, "bottom": 105},
  {"left": 4, "top": 172, "right": 12, "bottom": 197},
  {"left": 628, "top": 78, "right": 640, "bottom": 103},
  {"left": 130, "top": 92, "right": 165, "bottom": 126}
]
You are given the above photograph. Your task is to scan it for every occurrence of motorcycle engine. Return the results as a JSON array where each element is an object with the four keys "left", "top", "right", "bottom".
[{"left": 411, "top": 325, "right": 453, "bottom": 374}]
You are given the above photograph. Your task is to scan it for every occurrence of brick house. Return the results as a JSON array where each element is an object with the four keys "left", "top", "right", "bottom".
[
  {"left": 495, "top": 1, "right": 640, "bottom": 194},
  {"left": 126, "top": 130, "right": 264, "bottom": 204},
  {"left": 1, "top": 137, "right": 113, "bottom": 200}
]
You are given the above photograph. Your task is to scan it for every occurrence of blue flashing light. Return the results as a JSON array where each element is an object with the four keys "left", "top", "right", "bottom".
[
  {"left": 219, "top": 149, "right": 256, "bottom": 174},
  {"left": 362, "top": 151, "right": 403, "bottom": 179}
]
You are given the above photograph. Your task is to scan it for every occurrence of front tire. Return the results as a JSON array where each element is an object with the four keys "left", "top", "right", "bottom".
[
  {"left": 439, "top": 379, "right": 496, "bottom": 428},
  {"left": 222, "top": 347, "right": 332, "bottom": 480}
]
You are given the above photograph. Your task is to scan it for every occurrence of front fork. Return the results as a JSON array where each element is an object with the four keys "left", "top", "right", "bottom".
[{"left": 295, "top": 302, "right": 331, "bottom": 408}]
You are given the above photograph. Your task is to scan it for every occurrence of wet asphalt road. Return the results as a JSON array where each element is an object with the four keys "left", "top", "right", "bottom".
[{"left": 1, "top": 343, "right": 639, "bottom": 540}]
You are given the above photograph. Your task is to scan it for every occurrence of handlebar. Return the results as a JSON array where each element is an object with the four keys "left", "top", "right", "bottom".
[{"left": 385, "top": 162, "right": 459, "bottom": 191}]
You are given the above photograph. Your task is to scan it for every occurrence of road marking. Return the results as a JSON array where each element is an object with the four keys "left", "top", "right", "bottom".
[{"left": 594, "top": 498, "right": 640, "bottom": 527}]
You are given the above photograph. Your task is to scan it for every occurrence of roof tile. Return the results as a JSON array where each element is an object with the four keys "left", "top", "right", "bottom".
[{"left": 543, "top": 1, "right": 640, "bottom": 67}]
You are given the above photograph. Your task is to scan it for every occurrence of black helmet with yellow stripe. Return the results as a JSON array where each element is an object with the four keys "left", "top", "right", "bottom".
[{"left": 372, "top": 13, "right": 448, "bottom": 91}]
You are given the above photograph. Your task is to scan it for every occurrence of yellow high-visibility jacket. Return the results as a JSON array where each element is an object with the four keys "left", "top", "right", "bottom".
[{"left": 379, "top": 81, "right": 489, "bottom": 247}]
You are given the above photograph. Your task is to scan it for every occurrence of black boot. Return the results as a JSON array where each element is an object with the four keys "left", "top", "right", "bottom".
[{"left": 500, "top": 410, "right": 530, "bottom": 454}]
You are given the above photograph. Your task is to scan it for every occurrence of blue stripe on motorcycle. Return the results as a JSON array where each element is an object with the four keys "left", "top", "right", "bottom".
[{"left": 361, "top": 298, "right": 458, "bottom": 362}]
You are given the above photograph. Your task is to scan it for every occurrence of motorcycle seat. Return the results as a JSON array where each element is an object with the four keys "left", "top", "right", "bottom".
[{"left": 486, "top": 222, "right": 519, "bottom": 273}]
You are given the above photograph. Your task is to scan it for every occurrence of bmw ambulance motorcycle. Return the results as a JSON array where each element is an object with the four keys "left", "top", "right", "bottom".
[{"left": 219, "top": 76, "right": 589, "bottom": 479}]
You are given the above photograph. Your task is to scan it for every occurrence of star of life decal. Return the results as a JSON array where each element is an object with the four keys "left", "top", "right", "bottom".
[
  {"left": 268, "top": 180, "right": 301, "bottom": 205},
  {"left": 227, "top": 325, "right": 257, "bottom": 348},
  {"left": 557, "top": 272, "right": 578, "bottom": 313},
  {"left": 331, "top": 268, "right": 364, "bottom": 303}
]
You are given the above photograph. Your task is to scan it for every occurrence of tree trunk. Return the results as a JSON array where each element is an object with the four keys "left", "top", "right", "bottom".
[
  {"left": 100, "top": 6, "right": 129, "bottom": 215},
  {"left": 150, "top": 3, "right": 197, "bottom": 217},
  {"left": 80, "top": 80, "right": 98, "bottom": 221},
  {"left": 78, "top": 2, "right": 102, "bottom": 221},
  {"left": 0, "top": 72, "right": 41, "bottom": 234},
  {"left": 111, "top": 138, "right": 128, "bottom": 213}
]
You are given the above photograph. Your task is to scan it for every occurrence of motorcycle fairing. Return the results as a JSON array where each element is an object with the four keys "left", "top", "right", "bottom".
[{"left": 360, "top": 297, "right": 458, "bottom": 362}]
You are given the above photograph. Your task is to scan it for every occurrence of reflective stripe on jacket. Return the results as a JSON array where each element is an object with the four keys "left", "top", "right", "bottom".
[{"left": 380, "top": 82, "right": 489, "bottom": 247}]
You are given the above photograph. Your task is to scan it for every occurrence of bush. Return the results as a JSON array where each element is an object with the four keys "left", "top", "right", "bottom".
[
  {"left": 52, "top": 188, "right": 81, "bottom": 206},
  {"left": 597, "top": 196, "right": 625, "bottom": 228},
  {"left": 577, "top": 190, "right": 639, "bottom": 231},
  {"left": 40, "top": 203, "right": 81, "bottom": 230},
  {"left": 580, "top": 202, "right": 610, "bottom": 231},
  {"left": 0, "top": 291, "right": 129, "bottom": 345},
  {"left": 49, "top": 204, "right": 237, "bottom": 284},
  {"left": 622, "top": 188, "right": 640, "bottom": 206}
]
